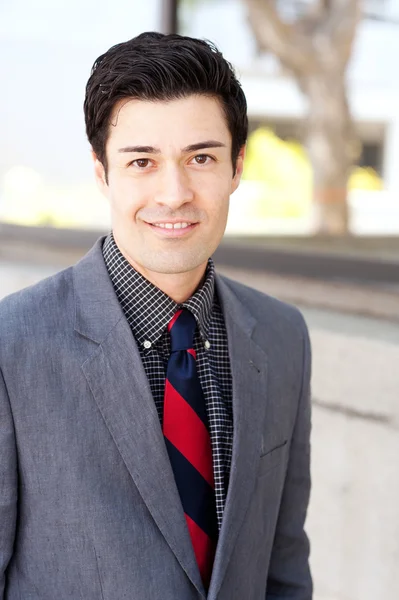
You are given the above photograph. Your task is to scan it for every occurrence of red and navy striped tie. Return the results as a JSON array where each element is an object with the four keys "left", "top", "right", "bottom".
[{"left": 163, "top": 308, "right": 218, "bottom": 590}]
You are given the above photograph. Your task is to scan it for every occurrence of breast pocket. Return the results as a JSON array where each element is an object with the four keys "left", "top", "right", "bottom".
[{"left": 257, "top": 440, "right": 288, "bottom": 477}]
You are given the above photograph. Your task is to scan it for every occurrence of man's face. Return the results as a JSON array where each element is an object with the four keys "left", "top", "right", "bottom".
[{"left": 93, "top": 94, "right": 244, "bottom": 279}]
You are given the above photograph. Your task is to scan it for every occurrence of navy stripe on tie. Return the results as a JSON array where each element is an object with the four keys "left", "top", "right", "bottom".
[
  {"left": 166, "top": 352, "right": 209, "bottom": 428},
  {"left": 165, "top": 438, "right": 218, "bottom": 541}
]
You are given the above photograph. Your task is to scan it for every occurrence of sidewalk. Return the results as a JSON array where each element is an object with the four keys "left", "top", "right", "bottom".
[{"left": 217, "top": 265, "right": 399, "bottom": 323}]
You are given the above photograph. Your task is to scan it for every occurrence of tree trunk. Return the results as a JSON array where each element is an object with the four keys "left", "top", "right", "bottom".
[
  {"left": 301, "top": 73, "right": 356, "bottom": 235},
  {"left": 241, "top": 0, "right": 362, "bottom": 236}
]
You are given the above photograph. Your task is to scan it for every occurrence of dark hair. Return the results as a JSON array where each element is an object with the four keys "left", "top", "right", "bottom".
[{"left": 84, "top": 32, "right": 248, "bottom": 177}]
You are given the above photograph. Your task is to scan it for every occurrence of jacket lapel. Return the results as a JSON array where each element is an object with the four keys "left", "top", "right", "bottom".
[
  {"left": 207, "top": 274, "right": 270, "bottom": 600},
  {"left": 73, "top": 237, "right": 206, "bottom": 598}
]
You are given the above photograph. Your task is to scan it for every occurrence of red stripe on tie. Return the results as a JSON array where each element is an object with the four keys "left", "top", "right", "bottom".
[
  {"left": 187, "top": 348, "right": 196, "bottom": 359},
  {"left": 163, "top": 379, "right": 214, "bottom": 488},
  {"left": 168, "top": 309, "right": 183, "bottom": 332},
  {"left": 185, "top": 513, "right": 216, "bottom": 590}
]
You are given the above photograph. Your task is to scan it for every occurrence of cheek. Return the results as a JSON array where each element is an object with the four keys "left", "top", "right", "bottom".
[
  {"left": 197, "top": 177, "right": 231, "bottom": 220},
  {"left": 108, "top": 174, "right": 148, "bottom": 216}
]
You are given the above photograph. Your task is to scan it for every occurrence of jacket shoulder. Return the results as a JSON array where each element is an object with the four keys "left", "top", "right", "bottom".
[
  {"left": 0, "top": 266, "right": 74, "bottom": 346},
  {"left": 218, "top": 273, "right": 307, "bottom": 335}
]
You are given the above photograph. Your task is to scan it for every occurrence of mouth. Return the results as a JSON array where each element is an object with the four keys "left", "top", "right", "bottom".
[{"left": 144, "top": 221, "right": 199, "bottom": 238}]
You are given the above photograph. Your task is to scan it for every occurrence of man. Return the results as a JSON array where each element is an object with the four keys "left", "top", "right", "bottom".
[{"left": 0, "top": 32, "right": 312, "bottom": 599}]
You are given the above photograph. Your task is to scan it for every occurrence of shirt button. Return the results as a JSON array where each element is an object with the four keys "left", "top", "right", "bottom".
[
  {"left": 143, "top": 340, "right": 152, "bottom": 349},
  {"left": 204, "top": 340, "right": 211, "bottom": 350}
]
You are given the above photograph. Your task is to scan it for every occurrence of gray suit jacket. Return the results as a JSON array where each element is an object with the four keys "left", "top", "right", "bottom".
[{"left": 0, "top": 236, "right": 312, "bottom": 600}]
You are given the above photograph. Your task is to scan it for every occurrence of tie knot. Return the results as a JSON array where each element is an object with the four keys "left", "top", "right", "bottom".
[{"left": 168, "top": 309, "right": 197, "bottom": 352}]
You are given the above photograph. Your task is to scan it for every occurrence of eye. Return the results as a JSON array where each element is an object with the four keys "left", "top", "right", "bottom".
[
  {"left": 192, "top": 154, "right": 213, "bottom": 165},
  {"left": 130, "top": 158, "right": 151, "bottom": 168}
]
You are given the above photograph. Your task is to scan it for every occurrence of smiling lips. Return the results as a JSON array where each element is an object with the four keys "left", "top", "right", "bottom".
[
  {"left": 146, "top": 221, "right": 198, "bottom": 237},
  {"left": 153, "top": 222, "right": 191, "bottom": 229}
]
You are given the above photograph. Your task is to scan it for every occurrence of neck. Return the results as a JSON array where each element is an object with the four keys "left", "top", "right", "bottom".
[
  {"left": 114, "top": 246, "right": 207, "bottom": 304},
  {"left": 135, "top": 265, "right": 208, "bottom": 303}
]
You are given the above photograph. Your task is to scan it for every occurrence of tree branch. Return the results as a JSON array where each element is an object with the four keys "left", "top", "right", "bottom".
[
  {"left": 295, "top": 0, "right": 330, "bottom": 36},
  {"left": 324, "top": 0, "right": 363, "bottom": 64},
  {"left": 243, "top": 0, "right": 318, "bottom": 75}
]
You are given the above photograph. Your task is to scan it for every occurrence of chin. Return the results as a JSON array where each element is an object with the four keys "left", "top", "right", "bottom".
[{"left": 142, "top": 252, "right": 208, "bottom": 275}]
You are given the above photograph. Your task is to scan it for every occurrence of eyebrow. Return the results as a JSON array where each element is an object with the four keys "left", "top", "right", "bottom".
[{"left": 117, "top": 140, "right": 226, "bottom": 154}]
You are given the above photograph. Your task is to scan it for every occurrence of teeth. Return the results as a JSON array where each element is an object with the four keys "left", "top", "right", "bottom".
[{"left": 153, "top": 222, "right": 190, "bottom": 229}]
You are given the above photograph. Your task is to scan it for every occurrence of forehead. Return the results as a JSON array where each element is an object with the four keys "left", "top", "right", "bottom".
[{"left": 106, "top": 95, "right": 231, "bottom": 151}]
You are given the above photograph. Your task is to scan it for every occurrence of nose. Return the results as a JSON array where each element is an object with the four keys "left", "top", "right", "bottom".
[{"left": 153, "top": 163, "right": 194, "bottom": 209}]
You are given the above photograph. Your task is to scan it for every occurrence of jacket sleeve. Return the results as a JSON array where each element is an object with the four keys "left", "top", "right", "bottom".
[
  {"left": 266, "top": 314, "right": 313, "bottom": 599},
  {"left": 0, "top": 367, "right": 18, "bottom": 598}
]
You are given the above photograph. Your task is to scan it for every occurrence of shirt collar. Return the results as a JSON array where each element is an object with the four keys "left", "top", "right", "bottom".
[{"left": 102, "top": 232, "right": 215, "bottom": 348}]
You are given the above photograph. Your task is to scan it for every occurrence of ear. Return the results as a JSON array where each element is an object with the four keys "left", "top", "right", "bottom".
[
  {"left": 91, "top": 151, "right": 109, "bottom": 198},
  {"left": 231, "top": 145, "right": 246, "bottom": 195}
]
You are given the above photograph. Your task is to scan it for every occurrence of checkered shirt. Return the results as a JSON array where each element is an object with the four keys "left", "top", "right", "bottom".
[{"left": 102, "top": 232, "right": 233, "bottom": 532}]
